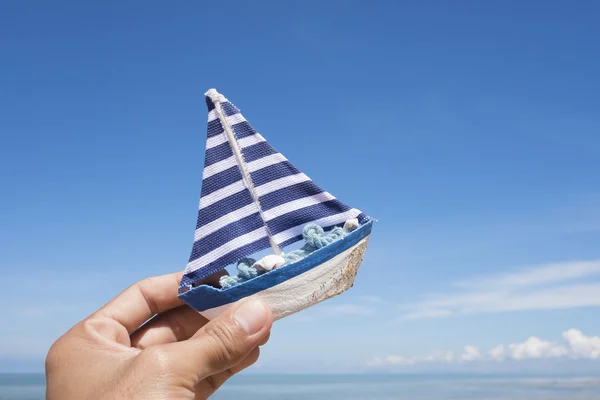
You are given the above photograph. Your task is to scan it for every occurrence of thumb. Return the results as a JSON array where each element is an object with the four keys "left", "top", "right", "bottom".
[{"left": 160, "top": 298, "right": 272, "bottom": 382}]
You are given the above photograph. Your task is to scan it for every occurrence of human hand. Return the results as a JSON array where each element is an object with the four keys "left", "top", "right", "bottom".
[{"left": 45, "top": 272, "right": 272, "bottom": 399}]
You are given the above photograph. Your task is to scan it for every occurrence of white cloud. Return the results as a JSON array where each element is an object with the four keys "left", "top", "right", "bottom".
[
  {"left": 367, "top": 355, "right": 413, "bottom": 367},
  {"left": 419, "top": 351, "right": 455, "bottom": 364},
  {"left": 488, "top": 345, "right": 505, "bottom": 361},
  {"left": 401, "top": 260, "right": 600, "bottom": 319},
  {"left": 367, "top": 351, "right": 455, "bottom": 367},
  {"left": 460, "top": 345, "right": 482, "bottom": 362},
  {"left": 563, "top": 329, "right": 600, "bottom": 359},
  {"left": 367, "top": 329, "right": 600, "bottom": 367},
  {"left": 507, "top": 336, "right": 567, "bottom": 360},
  {"left": 459, "top": 261, "right": 600, "bottom": 289}
]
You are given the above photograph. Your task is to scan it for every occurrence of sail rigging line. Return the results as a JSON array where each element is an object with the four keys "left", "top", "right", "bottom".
[{"left": 206, "top": 89, "right": 283, "bottom": 256}]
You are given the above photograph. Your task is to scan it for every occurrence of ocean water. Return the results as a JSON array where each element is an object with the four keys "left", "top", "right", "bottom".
[{"left": 2, "top": 373, "right": 600, "bottom": 399}]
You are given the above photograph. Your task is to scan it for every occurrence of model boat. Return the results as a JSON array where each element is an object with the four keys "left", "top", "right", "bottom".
[{"left": 178, "top": 89, "right": 373, "bottom": 320}]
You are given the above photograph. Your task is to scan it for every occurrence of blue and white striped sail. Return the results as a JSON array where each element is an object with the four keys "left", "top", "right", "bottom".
[{"left": 179, "top": 89, "right": 369, "bottom": 291}]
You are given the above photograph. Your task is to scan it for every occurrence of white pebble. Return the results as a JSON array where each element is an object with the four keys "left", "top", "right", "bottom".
[
  {"left": 343, "top": 218, "right": 360, "bottom": 233},
  {"left": 253, "top": 254, "right": 285, "bottom": 272}
]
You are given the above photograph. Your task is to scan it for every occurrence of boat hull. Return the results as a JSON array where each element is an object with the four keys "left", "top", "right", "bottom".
[{"left": 179, "top": 221, "right": 372, "bottom": 320}]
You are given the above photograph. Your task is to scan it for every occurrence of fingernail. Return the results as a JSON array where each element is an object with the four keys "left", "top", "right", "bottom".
[{"left": 234, "top": 299, "right": 268, "bottom": 335}]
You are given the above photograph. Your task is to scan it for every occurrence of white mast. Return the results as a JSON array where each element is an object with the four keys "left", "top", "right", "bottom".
[{"left": 206, "top": 89, "right": 283, "bottom": 255}]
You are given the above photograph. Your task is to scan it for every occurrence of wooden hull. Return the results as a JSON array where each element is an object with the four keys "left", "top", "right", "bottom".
[{"left": 179, "top": 221, "right": 373, "bottom": 320}]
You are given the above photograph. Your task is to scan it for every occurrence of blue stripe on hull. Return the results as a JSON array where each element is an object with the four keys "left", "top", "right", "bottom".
[{"left": 179, "top": 220, "right": 373, "bottom": 312}]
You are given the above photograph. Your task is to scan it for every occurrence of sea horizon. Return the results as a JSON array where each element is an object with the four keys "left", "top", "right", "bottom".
[{"left": 3, "top": 372, "right": 600, "bottom": 400}]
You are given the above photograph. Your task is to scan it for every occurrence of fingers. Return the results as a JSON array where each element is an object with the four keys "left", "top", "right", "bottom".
[
  {"left": 93, "top": 270, "right": 229, "bottom": 335},
  {"left": 128, "top": 270, "right": 232, "bottom": 348},
  {"left": 189, "top": 298, "right": 271, "bottom": 376},
  {"left": 83, "top": 316, "right": 134, "bottom": 348},
  {"left": 130, "top": 304, "right": 271, "bottom": 350},
  {"left": 258, "top": 331, "right": 270, "bottom": 346},
  {"left": 130, "top": 306, "right": 208, "bottom": 349},
  {"left": 94, "top": 272, "right": 184, "bottom": 334},
  {"left": 139, "top": 298, "right": 271, "bottom": 383},
  {"left": 195, "top": 347, "right": 261, "bottom": 398},
  {"left": 230, "top": 346, "right": 261, "bottom": 374}
]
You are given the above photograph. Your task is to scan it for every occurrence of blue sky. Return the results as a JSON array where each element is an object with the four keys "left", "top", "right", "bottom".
[{"left": 1, "top": 1, "right": 600, "bottom": 373}]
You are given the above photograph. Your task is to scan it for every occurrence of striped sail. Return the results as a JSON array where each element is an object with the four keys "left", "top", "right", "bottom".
[{"left": 179, "top": 89, "right": 368, "bottom": 290}]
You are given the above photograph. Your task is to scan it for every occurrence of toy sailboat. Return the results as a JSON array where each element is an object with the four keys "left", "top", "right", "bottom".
[{"left": 178, "top": 89, "right": 373, "bottom": 320}]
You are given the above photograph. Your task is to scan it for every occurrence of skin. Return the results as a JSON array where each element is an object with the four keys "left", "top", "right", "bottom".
[{"left": 45, "top": 271, "right": 273, "bottom": 399}]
